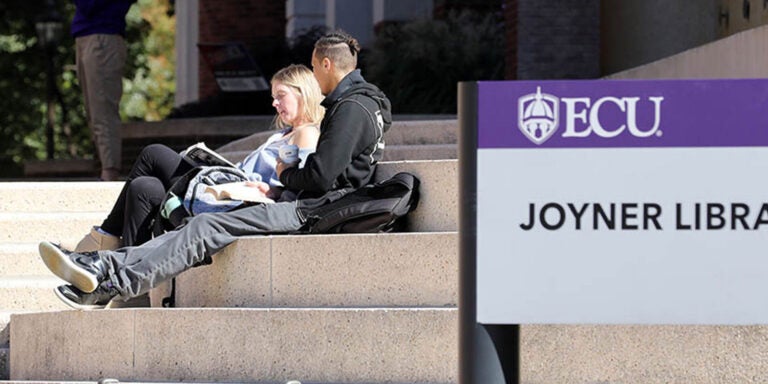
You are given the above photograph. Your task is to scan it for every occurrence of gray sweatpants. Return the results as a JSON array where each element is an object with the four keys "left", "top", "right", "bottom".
[{"left": 101, "top": 201, "right": 303, "bottom": 298}]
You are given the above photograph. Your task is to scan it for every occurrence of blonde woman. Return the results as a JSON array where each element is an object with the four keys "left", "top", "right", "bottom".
[{"left": 67, "top": 64, "right": 324, "bottom": 251}]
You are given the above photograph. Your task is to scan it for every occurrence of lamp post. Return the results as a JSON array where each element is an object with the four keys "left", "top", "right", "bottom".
[{"left": 35, "top": 0, "right": 63, "bottom": 160}]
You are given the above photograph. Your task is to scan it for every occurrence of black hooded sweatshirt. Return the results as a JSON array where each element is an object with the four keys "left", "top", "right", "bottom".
[{"left": 280, "top": 69, "right": 392, "bottom": 196}]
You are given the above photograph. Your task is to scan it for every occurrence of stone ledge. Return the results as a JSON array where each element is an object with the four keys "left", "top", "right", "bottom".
[
  {"left": 171, "top": 232, "right": 457, "bottom": 308},
  {"left": 0, "top": 276, "right": 69, "bottom": 311},
  {"left": 23, "top": 160, "right": 99, "bottom": 179},
  {"left": 121, "top": 116, "right": 273, "bottom": 140},
  {"left": 0, "top": 244, "right": 58, "bottom": 276},
  {"left": 0, "top": 182, "right": 122, "bottom": 213},
  {"left": 14, "top": 310, "right": 768, "bottom": 383},
  {"left": 11, "top": 160, "right": 459, "bottom": 233},
  {"left": 375, "top": 160, "right": 457, "bottom": 232},
  {"left": 11, "top": 308, "right": 457, "bottom": 383},
  {"left": 0, "top": 213, "right": 105, "bottom": 243}
]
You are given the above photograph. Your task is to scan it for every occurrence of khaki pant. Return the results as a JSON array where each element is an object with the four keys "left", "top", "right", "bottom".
[{"left": 76, "top": 34, "right": 126, "bottom": 172}]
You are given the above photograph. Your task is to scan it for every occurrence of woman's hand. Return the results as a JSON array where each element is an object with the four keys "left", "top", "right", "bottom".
[
  {"left": 244, "top": 180, "right": 270, "bottom": 194},
  {"left": 244, "top": 180, "right": 282, "bottom": 200}
]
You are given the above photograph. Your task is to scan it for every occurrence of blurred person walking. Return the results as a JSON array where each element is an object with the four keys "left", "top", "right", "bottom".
[{"left": 73, "top": 0, "right": 136, "bottom": 181}]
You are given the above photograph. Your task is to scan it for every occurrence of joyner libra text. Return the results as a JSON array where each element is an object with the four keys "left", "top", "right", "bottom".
[{"left": 519, "top": 202, "right": 768, "bottom": 231}]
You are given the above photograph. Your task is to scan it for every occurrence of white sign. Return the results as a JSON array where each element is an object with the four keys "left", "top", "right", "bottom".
[{"left": 474, "top": 79, "right": 768, "bottom": 325}]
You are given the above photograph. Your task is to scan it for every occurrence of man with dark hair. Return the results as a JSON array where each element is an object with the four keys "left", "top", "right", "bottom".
[{"left": 38, "top": 30, "right": 392, "bottom": 309}]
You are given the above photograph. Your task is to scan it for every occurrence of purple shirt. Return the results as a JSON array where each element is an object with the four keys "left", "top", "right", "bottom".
[{"left": 71, "top": 0, "right": 135, "bottom": 38}]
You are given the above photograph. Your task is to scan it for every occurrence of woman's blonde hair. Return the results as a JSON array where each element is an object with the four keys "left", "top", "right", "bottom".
[{"left": 271, "top": 64, "right": 325, "bottom": 129}]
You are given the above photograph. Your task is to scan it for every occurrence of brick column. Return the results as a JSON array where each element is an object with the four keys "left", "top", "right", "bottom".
[
  {"left": 504, "top": 0, "right": 517, "bottom": 80},
  {"left": 516, "top": 0, "right": 600, "bottom": 79},
  {"left": 198, "top": 1, "right": 286, "bottom": 100}
]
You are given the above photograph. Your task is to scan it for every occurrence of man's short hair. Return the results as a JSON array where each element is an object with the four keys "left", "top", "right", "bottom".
[{"left": 314, "top": 30, "right": 360, "bottom": 72}]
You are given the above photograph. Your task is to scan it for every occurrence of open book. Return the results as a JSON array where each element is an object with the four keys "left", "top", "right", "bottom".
[
  {"left": 183, "top": 142, "right": 237, "bottom": 168},
  {"left": 204, "top": 182, "right": 275, "bottom": 204}
]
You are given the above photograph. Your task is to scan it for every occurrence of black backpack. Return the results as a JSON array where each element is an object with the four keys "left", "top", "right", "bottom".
[{"left": 297, "top": 172, "right": 421, "bottom": 233}]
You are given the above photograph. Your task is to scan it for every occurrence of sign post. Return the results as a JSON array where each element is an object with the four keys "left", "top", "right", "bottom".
[
  {"left": 459, "top": 79, "right": 768, "bottom": 384},
  {"left": 198, "top": 42, "right": 269, "bottom": 92}
]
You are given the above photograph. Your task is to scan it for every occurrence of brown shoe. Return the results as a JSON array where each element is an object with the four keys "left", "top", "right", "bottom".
[{"left": 62, "top": 227, "right": 121, "bottom": 253}]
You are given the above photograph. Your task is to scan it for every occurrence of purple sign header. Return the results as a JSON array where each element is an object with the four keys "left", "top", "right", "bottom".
[{"left": 477, "top": 79, "right": 768, "bottom": 149}]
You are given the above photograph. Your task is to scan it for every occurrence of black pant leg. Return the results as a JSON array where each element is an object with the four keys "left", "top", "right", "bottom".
[
  {"left": 101, "top": 144, "right": 194, "bottom": 236},
  {"left": 121, "top": 176, "right": 166, "bottom": 246}
]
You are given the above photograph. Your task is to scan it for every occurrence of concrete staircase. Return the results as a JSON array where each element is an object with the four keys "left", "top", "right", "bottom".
[
  {"left": 7, "top": 118, "right": 768, "bottom": 383},
  {"left": 3, "top": 159, "right": 459, "bottom": 384},
  {"left": 0, "top": 181, "right": 125, "bottom": 378},
  {"left": 0, "top": 119, "right": 459, "bottom": 383}
]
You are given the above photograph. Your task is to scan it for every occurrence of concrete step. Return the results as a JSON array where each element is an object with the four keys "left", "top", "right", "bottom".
[
  {"left": 374, "top": 160, "right": 456, "bottom": 232},
  {"left": 216, "top": 119, "right": 458, "bottom": 154},
  {"left": 22, "top": 160, "right": 100, "bottom": 180},
  {"left": 121, "top": 116, "right": 273, "bottom": 141},
  {"left": 382, "top": 120, "right": 457, "bottom": 146},
  {"left": 15, "top": 319, "right": 768, "bottom": 384},
  {"left": 10, "top": 308, "right": 457, "bottom": 383},
  {"left": 381, "top": 144, "right": 456, "bottom": 161},
  {"left": 519, "top": 324, "right": 768, "bottom": 384},
  {"left": 0, "top": 380, "right": 426, "bottom": 384},
  {"left": 120, "top": 117, "right": 274, "bottom": 176},
  {"left": 171, "top": 232, "right": 457, "bottom": 308},
  {"left": 0, "top": 183, "right": 121, "bottom": 213},
  {"left": 0, "top": 277, "right": 68, "bottom": 312},
  {"left": 0, "top": 244, "right": 53, "bottom": 277},
  {"left": 1, "top": 159, "right": 457, "bottom": 233},
  {"left": 1, "top": 310, "right": 38, "bottom": 348},
  {"left": 0, "top": 213, "right": 103, "bottom": 244}
]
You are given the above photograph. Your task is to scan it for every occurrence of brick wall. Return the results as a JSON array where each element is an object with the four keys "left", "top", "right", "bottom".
[
  {"left": 434, "top": 0, "right": 502, "bottom": 18},
  {"left": 516, "top": 0, "right": 600, "bottom": 79},
  {"left": 198, "top": 1, "right": 286, "bottom": 99}
]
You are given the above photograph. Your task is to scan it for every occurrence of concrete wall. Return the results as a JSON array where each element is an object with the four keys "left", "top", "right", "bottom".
[
  {"left": 601, "top": 0, "right": 720, "bottom": 76},
  {"left": 605, "top": 24, "right": 768, "bottom": 79}
]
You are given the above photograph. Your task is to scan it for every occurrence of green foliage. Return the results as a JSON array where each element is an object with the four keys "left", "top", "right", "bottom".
[
  {"left": 0, "top": 0, "right": 68, "bottom": 176},
  {"left": 122, "top": 0, "right": 175, "bottom": 122},
  {"left": 365, "top": 10, "right": 505, "bottom": 114},
  {"left": 0, "top": 0, "right": 175, "bottom": 177}
]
